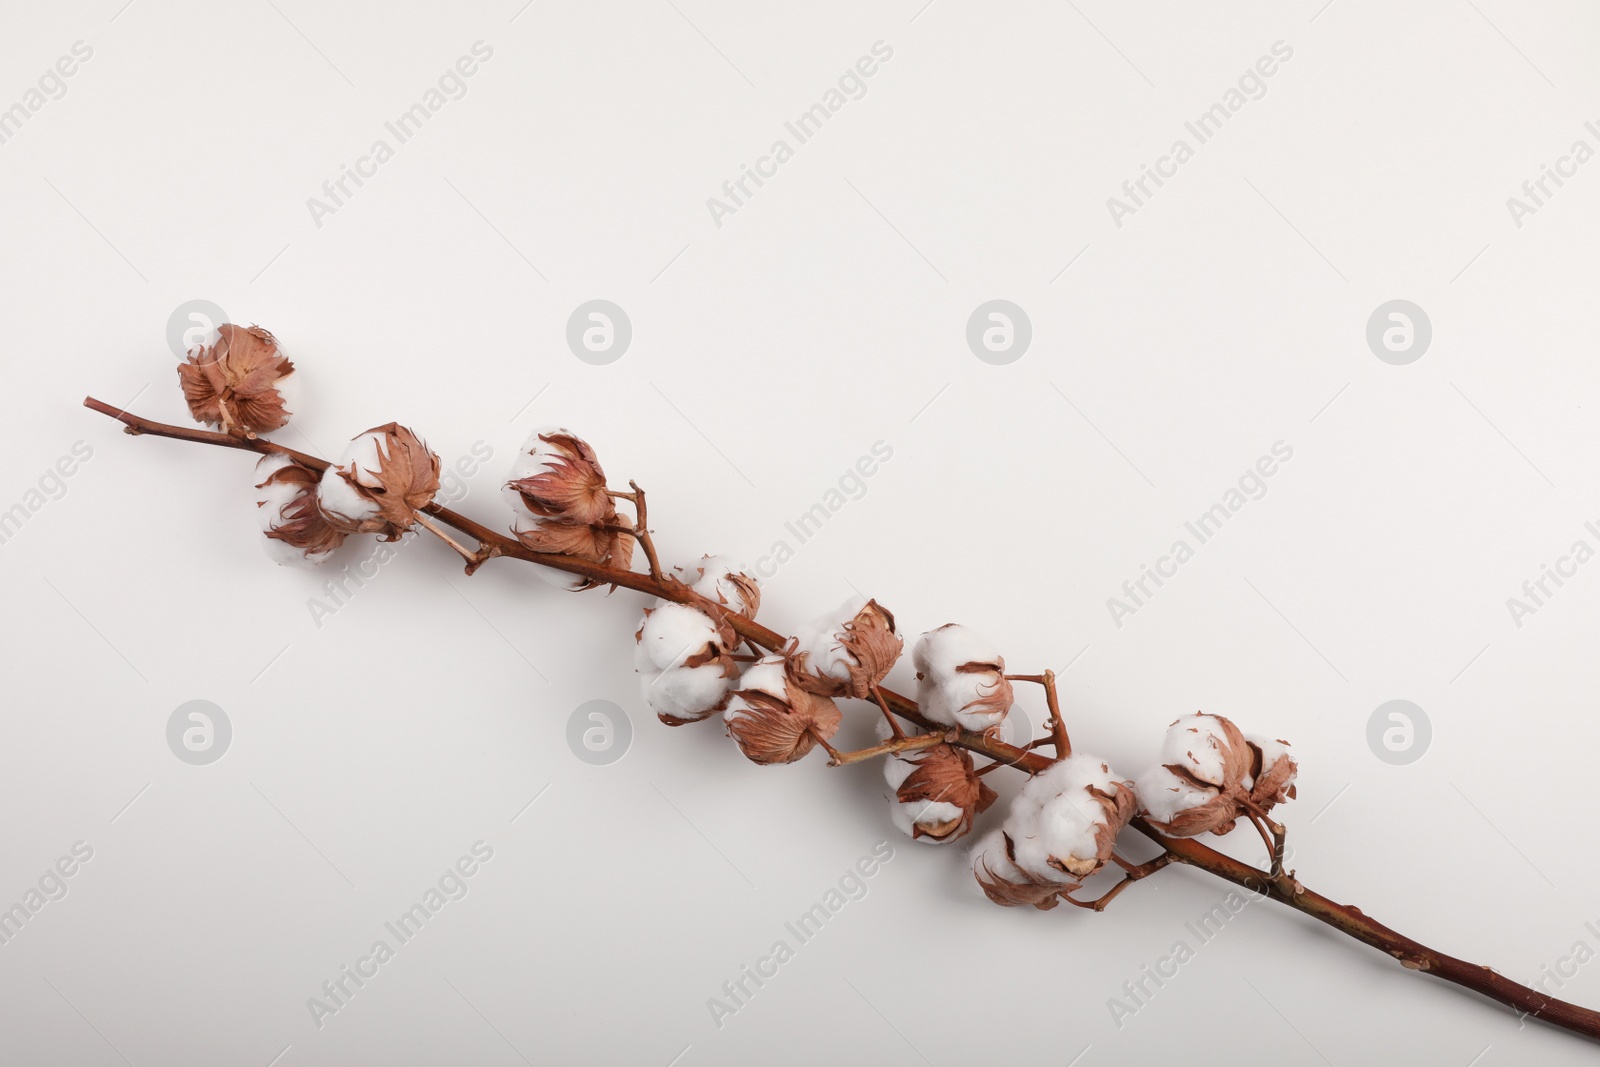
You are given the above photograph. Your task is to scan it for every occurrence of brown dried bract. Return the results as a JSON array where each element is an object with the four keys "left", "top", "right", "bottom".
[
  {"left": 257, "top": 459, "right": 344, "bottom": 558},
  {"left": 894, "top": 743, "right": 997, "bottom": 842},
  {"left": 790, "top": 599, "right": 903, "bottom": 699},
  {"left": 725, "top": 684, "right": 842, "bottom": 764},
  {"left": 974, "top": 833, "right": 1072, "bottom": 911},
  {"left": 1248, "top": 738, "right": 1298, "bottom": 813},
  {"left": 507, "top": 432, "right": 613, "bottom": 525},
  {"left": 177, "top": 324, "right": 295, "bottom": 436},
  {"left": 327, "top": 423, "right": 442, "bottom": 541},
  {"left": 506, "top": 432, "right": 635, "bottom": 588}
]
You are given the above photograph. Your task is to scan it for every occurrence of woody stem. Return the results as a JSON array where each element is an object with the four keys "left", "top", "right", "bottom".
[
  {"left": 828, "top": 732, "right": 947, "bottom": 767},
  {"left": 82, "top": 395, "right": 1600, "bottom": 1045},
  {"left": 412, "top": 511, "right": 481, "bottom": 564},
  {"left": 1112, "top": 851, "right": 1173, "bottom": 880},
  {"left": 870, "top": 683, "right": 905, "bottom": 740},
  {"left": 1006, "top": 671, "right": 1070, "bottom": 757},
  {"left": 613, "top": 481, "right": 663, "bottom": 582}
]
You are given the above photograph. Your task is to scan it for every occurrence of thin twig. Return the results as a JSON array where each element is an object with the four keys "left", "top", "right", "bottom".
[{"left": 829, "top": 732, "right": 947, "bottom": 767}]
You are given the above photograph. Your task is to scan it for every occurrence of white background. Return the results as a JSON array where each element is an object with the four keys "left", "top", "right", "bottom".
[{"left": 3, "top": 1, "right": 1600, "bottom": 1064}]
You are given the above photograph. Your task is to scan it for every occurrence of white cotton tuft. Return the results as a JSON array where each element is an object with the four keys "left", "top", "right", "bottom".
[
  {"left": 1135, "top": 765, "right": 1213, "bottom": 824},
  {"left": 792, "top": 595, "right": 867, "bottom": 686},
  {"left": 1156, "top": 713, "right": 1235, "bottom": 787},
  {"left": 635, "top": 603, "right": 721, "bottom": 673},
  {"left": 640, "top": 662, "right": 733, "bottom": 721},
  {"left": 970, "top": 828, "right": 1025, "bottom": 883},
  {"left": 722, "top": 656, "right": 787, "bottom": 727},
  {"left": 1247, "top": 734, "right": 1293, "bottom": 773},
  {"left": 889, "top": 796, "right": 964, "bottom": 843},
  {"left": 913, "top": 624, "right": 1002, "bottom": 684},
  {"left": 673, "top": 556, "right": 758, "bottom": 615},
  {"left": 317, "top": 431, "right": 388, "bottom": 526}
]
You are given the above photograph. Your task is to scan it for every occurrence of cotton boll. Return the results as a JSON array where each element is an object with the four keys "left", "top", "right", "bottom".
[
  {"left": 254, "top": 456, "right": 315, "bottom": 566},
  {"left": 641, "top": 663, "right": 734, "bottom": 722},
  {"left": 1135, "top": 713, "right": 1257, "bottom": 838},
  {"left": 253, "top": 453, "right": 344, "bottom": 565},
  {"left": 788, "top": 596, "right": 902, "bottom": 699},
  {"left": 502, "top": 426, "right": 634, "bottom": 584},
  {"left": 176, "top": 324, "right": 294, "bottom": 436},
  {"left": 634, "top": 601, "right": 739, "bottom": 725},
  {"left": 635, "top": 603, "right": 723, "bottom": 673},
  {"left": 881, "top": 741, "right": 995, "bottom": 844},
  {"left": 1009, "top": 756, "right": 1132, "bottom": 879},
  {"left": 722, "top": 655, "right": 842, "bottom": 764},
  {"left": 998, "top": 754, "right": 1136, "bottom": 884},
  {"left": 911, "top": 624, "right": 1012, "bottom": 732}
]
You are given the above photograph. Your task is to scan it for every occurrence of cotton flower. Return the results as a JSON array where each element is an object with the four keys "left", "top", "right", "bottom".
[
  {"left": 502, "top": 428, "right": 633, "bottom": 588},
  {"left": 787, "top": 596, "right": 902, "bottom": 699},
  {"left": 723, "top": 656, "right": 841, "bottom": 764},
  {"left": 317, "top": 423, "right": 441, "bottom": 541},
  {"left": 1135, "top": 714, "right": 1296, "bottom": 837},
  {"left": 634, "top": 601, "right": 739, "bottom": 726},
  {"left": 177, "top": 324, "right": 295, "bottom": 436},
  {"left": 912, "top": 623, "right": 1014, "bottom": 733},
  {"left": 672, "top": 555, "right": 760, "bottom": 620},
  {"left": 883, "top": 741, "right": 996, "bottom": 844},
  {"left": 253, "top": 454, "right": 344, "bottom": 565},
  {"left": 971, "top": 754, "right": 1136, "bottom": 910}
]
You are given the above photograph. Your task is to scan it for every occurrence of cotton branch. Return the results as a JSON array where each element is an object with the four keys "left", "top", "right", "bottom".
[{"left": 82, "top": 395, "right": 1600, "bottom": 1044}]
